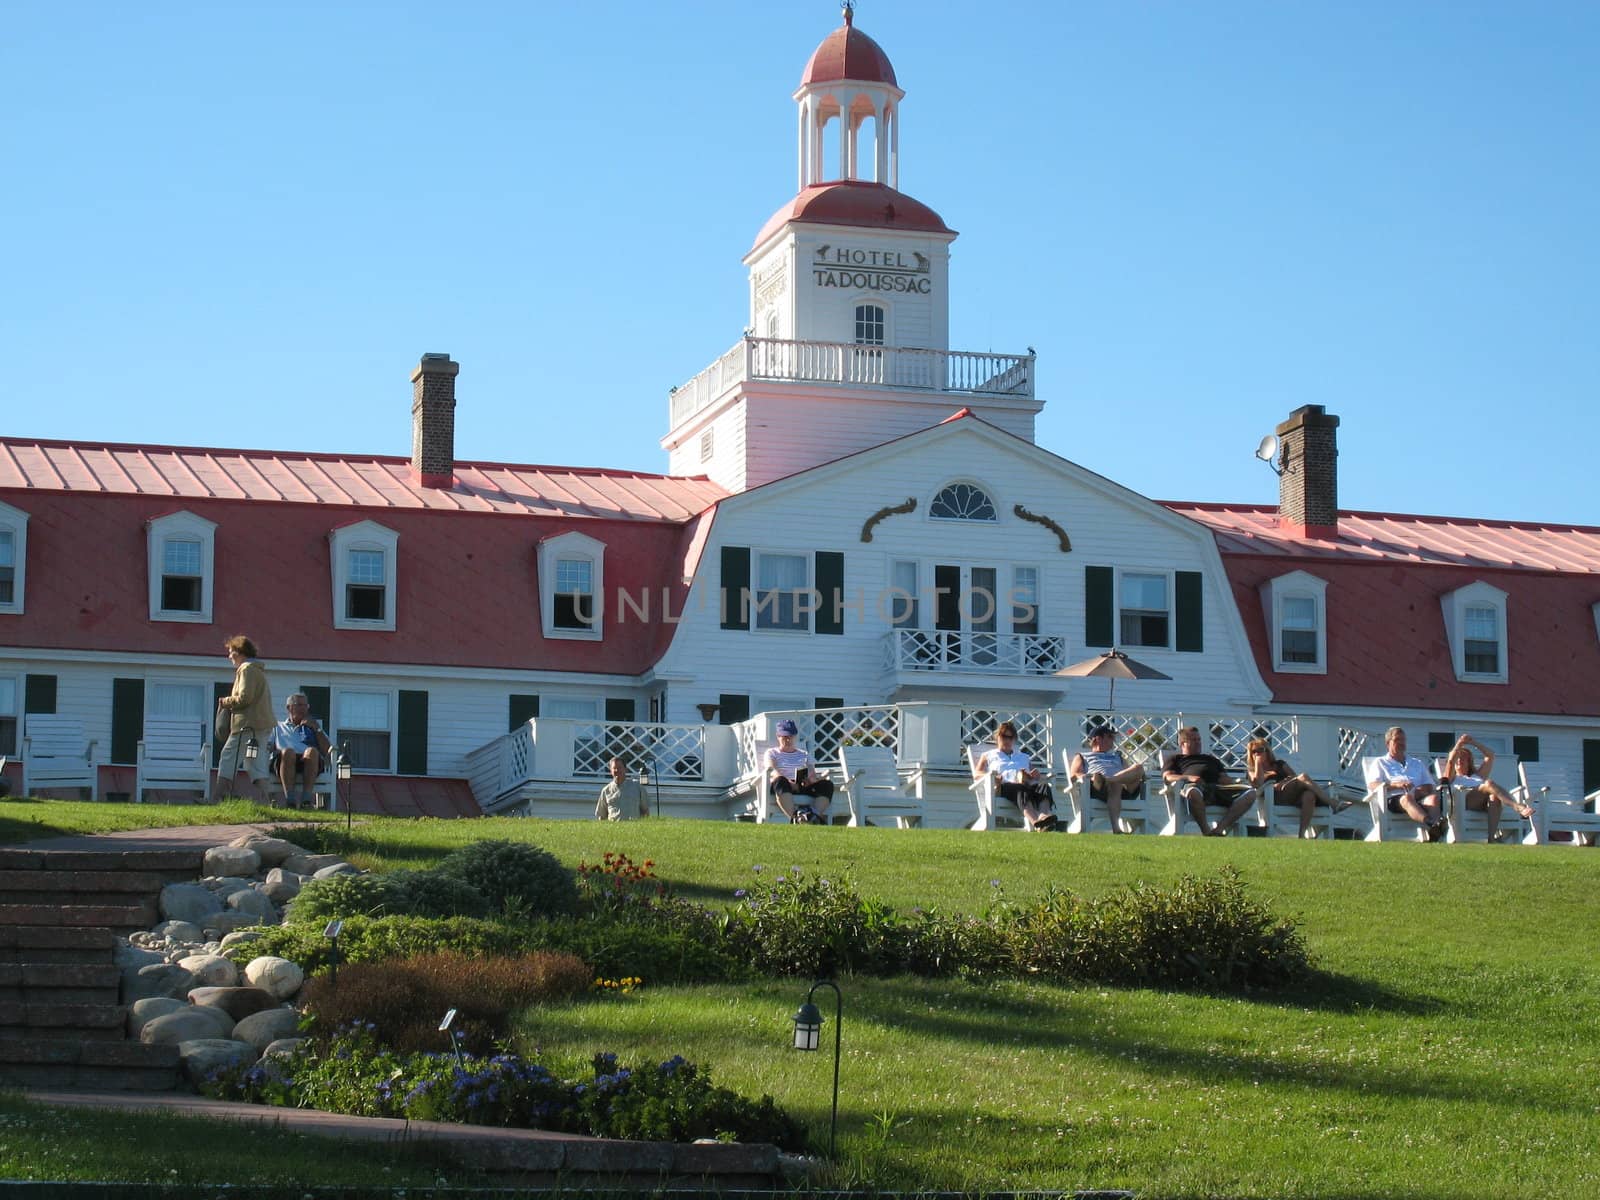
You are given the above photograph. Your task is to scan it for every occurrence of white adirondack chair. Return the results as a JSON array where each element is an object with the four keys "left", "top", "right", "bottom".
[
  {"left": 20, "top": 714, "right": 99, "bottom": 801},
  {"left": 1058, "top": 744, "right": 1164, "bottom": 834},
  {"left": 965, "top": 744, "right": 1032, "bottom": 831},
  {"left": 745, "top": 740, "right": 832, "bottom": 824},
  {"left": 1437, "top": 755, "right": 1535, "bottom": 845},
  {"left": 1362, "top": 755, "right": 1438, "bottom": 842},
  {"left": 838, "top": 745, "right": 924, "bottom": 828},
  {"left": 1262, "top": 776, "right": 1372, "bottom": 840},
  {"left": 1156, "top": 734, "right": 1260, "bottom": 837},
  {"left": 1519, "top": 761, "right": 1600, "bottom": 847},
  {"left": 135, "top": 716, "right": 211, "bottom": 803}
]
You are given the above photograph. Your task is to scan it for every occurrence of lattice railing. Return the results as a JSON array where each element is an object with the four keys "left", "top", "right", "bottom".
[
  {"left": 502, "top": 723, "right": 534, "bottom": 795},
  {"left": 734, "top": 705, "right": 904, "bottom": 782},
  {"left": 1202, "top": 716, "right": 1298, "bottom": 771},
  {"left": 887, "top": 630, "right": 1067, "bottom": 676},
  {"left": 572, "top": 722, "right": 706, "bottom": 780},
  {"left": 960, "top": 708, "right": 1055, "bottom": 767},
  {"left": 1069, "top": 712, "right": 1183, "bottom": 771},
  {"left": 1337, "top": 725, "right": 1384, "bottom": 788}
]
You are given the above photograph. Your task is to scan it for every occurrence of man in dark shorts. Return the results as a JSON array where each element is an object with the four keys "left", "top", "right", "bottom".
[{"left": 1162, "top": 725, "right": 1258, "bottom": 836}]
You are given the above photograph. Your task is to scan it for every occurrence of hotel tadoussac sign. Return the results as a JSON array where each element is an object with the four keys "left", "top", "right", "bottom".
[{"left": 813, "top": 244, "right": 932, "bottom": 294}]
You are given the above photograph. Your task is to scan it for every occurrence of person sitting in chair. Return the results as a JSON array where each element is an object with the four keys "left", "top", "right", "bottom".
[
  {"left": 1163, "top": 726, "right": 1258, "bottom": 836},
  {"left": 1244, "top": 737, "right": 1337, "bottom": 839},
  {"left": 270, "top": 693, "right": 332, "bottom": 810},
  {"left": 974, "top": 721, "right": 1057, "bottom": 831},
  {"left": 1440, "top": 734, "right": 1533, "bottom": 843},
  {"left": 1067, "top": 725, "right": 1145, "bottom": 833},
  {"left": 1371, "top": 725, "right": 1447, "bottom": 841},
  {"left": 764, "top": 719, "right": 833, "bottom": 824}
]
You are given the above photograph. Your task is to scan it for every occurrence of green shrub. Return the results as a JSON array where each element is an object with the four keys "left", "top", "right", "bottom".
[
  {"left": 529, "top": 912, "right": 748, "bottom": 985},
  {"left": 720, "top": 867, "right": 904, "bottom": 977},
  {"left": 438, "top": 839, "right": 578, "bottom": 918},
  {"left": 384, "top": 869, "right": 492, "bottom": 919},
  {"left": 288, "top": 873, "right": 399, "bottom": 924},
  {"left": 234, "top": 916, "right": 532, "bottom": 972},
  {"left": 301, "top": 950, "right": 591, "bottom": 1055}
]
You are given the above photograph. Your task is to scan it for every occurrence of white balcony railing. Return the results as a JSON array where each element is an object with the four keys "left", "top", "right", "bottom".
[
  {"left": 886, "top": 629, "right": 1068, "bottom": 676},
  {"left": 670, "top": 337, "right": 1036, "bottom": 426}
]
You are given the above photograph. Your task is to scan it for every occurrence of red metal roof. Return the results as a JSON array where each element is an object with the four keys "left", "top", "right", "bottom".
[
  {"left": 800, "top": 10, "right": 897, "bottom": 87},
  {"left": 751, "top": 182, "right": 952, "bottom": 251},
  {"left": 1168, "top": 503, "right": 1600, "bottom": 717},
  {"left": 0, "top": 438, "right": 725, "bottom": 524}
]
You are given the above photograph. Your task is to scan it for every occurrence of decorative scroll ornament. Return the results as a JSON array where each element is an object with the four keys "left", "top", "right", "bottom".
[
  {"left": 1013, "top": 504, "right": 1072, "bottom": 552},
  {"left": 860, "top": 498, "right": 917, "bottom": 543}
]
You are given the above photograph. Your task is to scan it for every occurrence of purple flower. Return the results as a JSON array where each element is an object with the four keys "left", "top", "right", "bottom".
[
  {"left": 734, "top": 888, "right": 746, "bottom": 898},
  {"left": 752, "top": 864, "right": 764, "bottom": 874}
]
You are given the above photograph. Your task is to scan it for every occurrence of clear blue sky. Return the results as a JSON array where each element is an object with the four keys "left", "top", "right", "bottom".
[{"left": 5, "top": 1, "right": 1596, "bottom": 524}]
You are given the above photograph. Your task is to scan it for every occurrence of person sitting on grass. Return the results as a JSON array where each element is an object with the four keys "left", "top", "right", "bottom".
[
  {"left": 764, "top": 719, "right": 833, "bottom": 824},
  {"left": 1163, "top": 725, "right": 1258, "bottom": 836},
  {"left": 1067, "top": 725, "right": 1145, "bottom": 833},
  {"left": 1440, "top": 734, "right": 1534, "bottom": 843},
  {"left": 1244, "top": 737, "right": 1340, "bottom": 839},
  {"left": 974, "top": 721, "right": 1057, "bottom": 831}
]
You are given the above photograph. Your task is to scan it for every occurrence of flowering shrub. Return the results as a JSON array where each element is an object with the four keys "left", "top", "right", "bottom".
[
  {"left": 577, "top": 852, "right": 664, "bottom": 916},
  {"left": 202, "top": 1027, "right": 805, "bottom": 1150},
  {"left": 592, "top": 975, "right": 642, "bottom": 993}
]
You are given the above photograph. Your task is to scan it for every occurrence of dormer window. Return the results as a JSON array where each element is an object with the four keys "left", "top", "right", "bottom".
[
  {"left": 330, "top": 520, "right": 399, "bottom": 631},
  {"left": 538, "top": 531, "right": 605, "bottom": 640},
  {"left": 930, "top": 482, "right": 996, "bottom": 522},
  {"left": 147, "top": 511, "right": 215, "bottom": 623},
  {"left": 1441, "top": 581, "right": 1508, "bottom": 684},
  {"left": 0, "top": 500, "right": 27, "bottom": 614},
  {"left": 1258, "top": 570, "right": 1328, "bottom": 674}
]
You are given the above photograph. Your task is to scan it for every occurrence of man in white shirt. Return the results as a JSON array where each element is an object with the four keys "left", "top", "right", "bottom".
[{"left": 1370, "top": 725, "right": 1446, "bottom": 841}]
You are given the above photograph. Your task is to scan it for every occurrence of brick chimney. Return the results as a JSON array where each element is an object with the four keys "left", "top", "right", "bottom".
[
  {"left": 410, "top": 353, "right": 458, "bottom": 488},
  {"left": 1276, "top": 404, "right": 1339, "bottom": 539}
]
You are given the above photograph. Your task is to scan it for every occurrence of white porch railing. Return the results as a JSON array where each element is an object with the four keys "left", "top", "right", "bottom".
[
  {"left": 732, "top": 704, "right": 907, "bottom": 783},
  {"left": 670, "top": 337, "right": 1036, "bottom": 426},
  {"left": 887, "top": 630, "right": 1067, "bottom": 676},
  {"left": 571, "top": 721, "right": 706, "bottom": 780}
]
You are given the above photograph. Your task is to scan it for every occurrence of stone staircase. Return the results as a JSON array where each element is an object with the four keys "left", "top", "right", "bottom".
[{"left": 0, "top": 846, "right": 204, "bottom": 1091}]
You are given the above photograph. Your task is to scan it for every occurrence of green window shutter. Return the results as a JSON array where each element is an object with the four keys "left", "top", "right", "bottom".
[
  {"left": 212, "top": 681, "right": 231, "bottom": 766},
  {"left": 1511, "top": 735, "right": 1539, "bottom": 763},
  {"left": 110, "top": 679, "right": 145, "bottom": 766},
  {"left": 1175, "top": 571, "right": 1204, "bottom": 653},
  {"left": 508, "top": 694, "right": 540, "bottom": 731},
  {"left": 718, "top": 694, "right": 749, "bottom": 725},
  {"left": 814, "top": 696, "right": 844, "bottom": 710},
  {"left": 300, "top": 686, "right": 332, "bottom": 729},
  {"left": 605, "top": 698, "right": 636, "bottom": 722},
  {"left": 396, "top": 690, "right": 429, "bottom": 776},
  {"left": 1084, "top": 567, "right": 1113, "bottom": 648},
  {"left": 814, "top": 551, "right": 844, "bottom": 635},
  {"left": 1582, "top": 739, "right": 1600, "bottom": 796},
  {"left": 23, "top": 674, "right": 57, "bottom": 715},
  {"left": 1427, "top": 732, "right": 1454, "bottom": 757},
  {"left": 720, "top": 546, "right": 750, "bottom": 631}
]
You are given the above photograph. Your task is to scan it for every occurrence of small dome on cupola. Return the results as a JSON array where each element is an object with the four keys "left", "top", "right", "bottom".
[{"left": 800, "top": 3, "right": 898, "bottom": 87}]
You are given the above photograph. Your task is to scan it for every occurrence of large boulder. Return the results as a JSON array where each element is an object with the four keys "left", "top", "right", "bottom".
[
  {"left": 177, "top": 953, "right": 238, "bottom": 988},
  {"left": 203, "top": 845, "right": 261, "bottom": 878},
  {"left": 188, "top": 986, "right": 279, "bottom": 1022},
  {"left": 152, "top": 919, "right": 206, "bottom": 946},
  {"left": 230, "top": 833, "right": 300, "bottom": 867},
  {"left": 311, "top": 861, "right": 360, "bottom": 880},
  {"left": 261, "top": 1037, "right": 307, "bottom": 1060},
  {"left": 122, "top": 962, "right": 197, "bottom": 1005},
  {"left": 260, "top": 873, "right": 301, "bottom": 905},
  {"left": 177, "top": 1038, "right": 258, "bottom": 1084},
  {"left": 226, "top": 888, "right": 278, "bottom": 920},
  {"left": 141, "top": 1006, "right": 236, "bottom": 1045},
  {"left": 219, "top": 930, "right": 265, "bottom": 953},
  {"left": 244, "top": 956, "right": 304, "bottom": 1000},
  {"left": 232, "top": 1008, "right": 302, "bottom": 1050},
  {"left": 205, "top": 876, "right": 257, "bottom": 901},
  {"left": 114, "top": 942, "right": 167, "bottom": 972},
  {"left": 160, "top": 883, "right": 223, "bottom": 925},
  {"left": 282, "top": 852, "right": 347, "bottom": 876},
  {"left": 126, "top": 996, "right": 187, "bottom": 1037}
]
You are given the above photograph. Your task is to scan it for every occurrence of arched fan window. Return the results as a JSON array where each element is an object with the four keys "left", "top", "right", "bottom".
[{"left": 930, "top": 482, "right": 997, "bottom": 522}]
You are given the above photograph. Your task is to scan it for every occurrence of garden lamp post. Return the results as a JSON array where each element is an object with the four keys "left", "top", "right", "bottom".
[
  {"left": 791, "top": 979, "right": 843, "bottom": 1156},
  {"left": 439, "top": 1008, "right": 464, "bottom": 1069},
  {"left": 323, "top": 918, "right": 343, "bottom": 988},
  {"left": 337, "top": 745, "right": 353, "bottom": 838},
  {"left": 242, "top": 735, "right": 259, "bottom": 801}
]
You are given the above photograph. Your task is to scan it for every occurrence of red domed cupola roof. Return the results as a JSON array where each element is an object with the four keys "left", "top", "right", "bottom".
[{"left": 800, "top": 6, "right": 898, "bottom": 88}]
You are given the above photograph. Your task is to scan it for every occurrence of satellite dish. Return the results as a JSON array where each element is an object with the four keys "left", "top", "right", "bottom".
[{"left": 1254, "top": 434, "right": 1279, "bottom": 464}]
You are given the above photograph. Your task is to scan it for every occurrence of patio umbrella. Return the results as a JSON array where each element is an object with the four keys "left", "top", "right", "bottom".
[{"left": 1054, "top": 649, "right": 1171, "bottom": 710}]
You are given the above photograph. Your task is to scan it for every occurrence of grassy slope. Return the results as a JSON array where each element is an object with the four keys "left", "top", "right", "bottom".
[{"left": 1, "top": 805, "right": 1594, "bottom": 1197}]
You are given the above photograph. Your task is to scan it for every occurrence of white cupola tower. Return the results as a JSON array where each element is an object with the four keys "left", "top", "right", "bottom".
[{"left": 664, "top": 5, "right": 1041, "bottom": 493}]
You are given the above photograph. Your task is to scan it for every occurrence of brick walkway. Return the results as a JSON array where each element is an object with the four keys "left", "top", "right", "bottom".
[{"left": 18, "top": 821, "right": 321, "bottom": 853}]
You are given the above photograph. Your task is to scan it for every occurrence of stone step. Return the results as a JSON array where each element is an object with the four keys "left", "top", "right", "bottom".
[
  {"left": 0, "top": 868, "right": 188, "bottom": 896},
  {"left": 0, "top": 925, "right": 116, "bottom": 964},
  {"left": 0, "top": 1039, "right": 179, "bottom": 1091},
  {"left": 0, "top": 961, "right": 122, "bottom": 1006},
  {"left": 0, "top": 902, "right": 157, "bottom": 931},
  {"left": 0, "top": 848, "right": 205, "bottom": 872},
  {"left": 0, "top": 889, "right": 169, "bottom": 909},
  {"left": 0, "top": 1001, "right": 127, "bottom": 1039}
]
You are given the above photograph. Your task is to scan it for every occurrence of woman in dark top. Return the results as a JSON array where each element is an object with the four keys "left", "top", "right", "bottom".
[{"left": 1244, "top": 737, "right": 1333, "bottom": 839}]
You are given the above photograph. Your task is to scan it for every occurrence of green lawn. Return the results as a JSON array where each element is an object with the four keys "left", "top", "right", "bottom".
[
  {"left": 0, "top": 796, "right": 335, "bottom": 844},
  {"left": 2, "top": 804, "right": 1596, "bottom": 1197}
]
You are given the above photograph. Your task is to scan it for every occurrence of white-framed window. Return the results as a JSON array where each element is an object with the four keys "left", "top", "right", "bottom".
[
  {"left": 329, "top": 520, "right": 399, "bottom": 631},
  {"left": 148, "top": 680, "right": 207, "bottom": 722},
  {"left": 544, "top": 697, "right": 600, "bottom": 720},
  {"left": 1119, "top": 572, "right": 1169, "bottom": 648},
  {"left": 754, "top": 551, "right": 809, "bottom": 632},
  {"left": 1441, "top": 581, "right": 1508, "bottom": 684},
  {"left": 1011, "top": 566, "right": 1040, "bottom": 635},
  {"left": 147, "top": 511, "right": 216, "bottom": 623},
  {"left": 930, "top": 481, "right": 998, "bottom": 522},
  {"left": 335, "top": 689, "right": 393, "bottom": 771},
  {"left": 889, "top": 560, "right": 919, "bottom": 628},
  {"left": 537, "top": 531, "right": 605, "bottom": 640},
  {"left": 853, "top": 303, "right": 885, "bottom": 346},
  {"left": 1258, "top": 570, "right": 1328, "bottom": 674},
  {"left": 0, "top": 675, "right": 17, "bottom": 757},
  {"left": 0, "top": 500, "right": 27, "bottom": 615}
]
